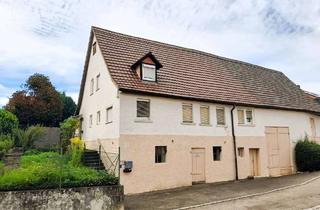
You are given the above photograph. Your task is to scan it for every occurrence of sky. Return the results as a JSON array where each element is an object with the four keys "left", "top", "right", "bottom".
[{"left": 0, "top": 0, "right": 319, "bottom": 107}]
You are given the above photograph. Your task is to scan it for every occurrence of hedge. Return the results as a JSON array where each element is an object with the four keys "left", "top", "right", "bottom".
[{"left": 295, "top": 140, "right": 320, "bottom": 172}]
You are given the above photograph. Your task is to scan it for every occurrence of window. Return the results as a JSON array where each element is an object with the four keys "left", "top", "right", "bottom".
[
  {"left": 106, "top": 107, "right": 113, "bottom": 123},
  {"left": 142, "top": 63, "right": 156, "bottom": 81},
  {"left": 90, "top": 78, "right": 94, "bottom": 95},
  {"left": 238, "top": 109, "right": 254, "bottom": 125},
  {"left": 96, "top": 74, "right": 100, "bottom": 91},
  {"left": 238, "top": 147, "right": 244, "bottom": 157},
  {"left": 89, "top": 114, "right": 93, "bottom": 127},
  {"left": 92, "top": 42, "right": 96, "bottom": 55},
  {"left": 200, "top": 105, "right": 210, "bottom": 125},
  {"left": 96, "top": 111, "right": 101, "bottom": 125},
  {"left": 137, "top": 99, "right": 150, "bottom": 118},
  {"left": 182, "top": 103, "right": 193, "bottom": 123},
  {"left": 212, "top": 146, "right": 221, "bottom": 161},
  {"left": 216, "top": 107, "right": 225, "bottom": 126},
  {"left": 155, "top": 146, "right": 167, "bottom": 163}
]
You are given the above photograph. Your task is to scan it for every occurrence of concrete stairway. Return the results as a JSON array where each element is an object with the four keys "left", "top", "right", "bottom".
[
  {"left": 82, "top": 149, "right": 106, "bottom": 170},
  {"left": 3, "top": 147, "right": 23, "bottom": 168}
]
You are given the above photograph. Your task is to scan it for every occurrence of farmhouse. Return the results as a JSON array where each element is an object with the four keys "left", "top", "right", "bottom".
[{"left": 76, "top": 26, "right": 320, "bottom": 194}]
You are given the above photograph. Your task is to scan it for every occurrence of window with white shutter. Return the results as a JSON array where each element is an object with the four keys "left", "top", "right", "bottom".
[
  {"left": 238, "top": 109, "right": 245, "bottom": 125},
  {"left": 182, "top": 103, "right": 193, "bottom": 123},
  {"left": 238, "top": 108, "right": 254, "bottom": 125},
  {"left": 142, "top": 64, "right": 156, "bottom": 81},
  {"left": 137, "top": 99, "right": 150, "bottom": 118},
  {"left": 216, "top": 107, "right": 225, "bottom": 126},
  {"left": 200, "top": 105, "right": 210, "bottom": 125}
]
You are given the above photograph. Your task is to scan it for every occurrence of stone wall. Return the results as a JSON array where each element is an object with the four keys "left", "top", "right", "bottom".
[
  {"left": 0, "top": 185, "right": 124, "bottom": 210},
  {"left": 34, "top": 127, "right": 60, "bottom": 149}
]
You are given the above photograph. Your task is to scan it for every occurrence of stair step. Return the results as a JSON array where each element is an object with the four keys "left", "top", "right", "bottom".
[{"left": 82, "top": 149, "right": 106, "bottom": 171}]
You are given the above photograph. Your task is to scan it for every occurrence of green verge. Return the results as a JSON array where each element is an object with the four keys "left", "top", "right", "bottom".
[{"left": 0, "top": 152, "right": 118, "bottom": 191}]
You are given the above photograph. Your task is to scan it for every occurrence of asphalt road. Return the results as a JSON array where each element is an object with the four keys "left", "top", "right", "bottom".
[{"left": 196, "top": 177, "right": 320, "bottom": 210}]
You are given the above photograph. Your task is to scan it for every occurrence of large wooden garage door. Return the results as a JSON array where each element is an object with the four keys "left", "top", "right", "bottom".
[{"left": 265, "top": 127, "right": 292, "bottom": 176}]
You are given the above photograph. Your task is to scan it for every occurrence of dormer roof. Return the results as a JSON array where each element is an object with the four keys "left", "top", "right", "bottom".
[{"left": 131, "top": 52, "right": 163, "bottom": 70}]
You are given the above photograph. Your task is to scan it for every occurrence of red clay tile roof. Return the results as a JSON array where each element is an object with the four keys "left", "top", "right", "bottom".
[{"left": 76, "top": 26, "right": 320, "bottom": 115}]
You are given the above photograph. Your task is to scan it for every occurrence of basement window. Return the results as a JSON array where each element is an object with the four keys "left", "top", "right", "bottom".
[
  {"left": 212, "top": 146, "right": 221, "bottom": 161},
  {"left": 155, "top": 146, "right": 167, "bottom": 163},
  {"left": 142, "top": 64, "right": 156, "bottom": 81},
  {"left": 238, "top": 147, "right": 244, "bottom": 157}
]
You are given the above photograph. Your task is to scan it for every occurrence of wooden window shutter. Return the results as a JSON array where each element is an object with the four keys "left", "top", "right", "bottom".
[
  {"left": 137, "top": 100, "right": 150, "bottom": 118},
  {"left": 216, "top": 108, "right": 225, "bottom": 125},
  {"left": 200, "top": 106, "right": 210, "bottom": 124},
  {"left": 238, "top": 109, "right": 245, "bottom": 124},
  {"left": 182, "top": 104, "right": 193, "bottom": 123}
]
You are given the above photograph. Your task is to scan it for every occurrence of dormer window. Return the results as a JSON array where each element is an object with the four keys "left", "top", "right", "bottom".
[
  {"left": 131, "top": 52, "right": 163, "bottom": 82},
  {"left": 142, "top": 64, "right": 156, "bottom": 81}
]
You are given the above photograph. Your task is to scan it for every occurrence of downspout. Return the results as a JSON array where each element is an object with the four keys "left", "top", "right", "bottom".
[{"left": 231, "top": 104, "right": 239, "bottom": 180}]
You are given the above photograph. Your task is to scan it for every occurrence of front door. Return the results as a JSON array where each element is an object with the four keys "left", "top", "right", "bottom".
[
  {"left": 249, "top": 149, "right": 259, "bottom": 177},
  {"left": 191, "top": 148, "right": 205, "bottom": 183}
]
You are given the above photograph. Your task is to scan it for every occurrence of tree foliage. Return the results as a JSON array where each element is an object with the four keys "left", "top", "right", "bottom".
[
  {"left": 60, "top": 117, "right": 80, "bottom": 150},
  {"left": 0, "top": 109, "right": 19, "bottom": 135},
  {"left": 5, "top": 73, "right": 63, "bottom": 127},
  {"left": 60, "top": 92, "right": 76, "bottom": 121}
]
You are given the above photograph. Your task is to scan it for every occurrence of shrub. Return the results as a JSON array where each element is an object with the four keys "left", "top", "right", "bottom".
[
  {"left": 0, "top": 152, "right": 118, "bottom": 191},
  {"left": 60, "top": 117, "right": 79, "bottom": 150},
  {"left": 0, "top": 161, "right": 4, "bottom": 176},
  {"left": 295, "top": 138, "right": 320, "bottom": 172},
  {"left": 68, "top": 137, "right": 84, "bottom": 167},
  {"left": 13, "top": 125, "right": 45, "bottom": 150},
  {"left": 0, "top": 109, "right": 18, "bottom": 135},
  {"left": 0, "top": 135, "right": 13, "bottom": 160}
]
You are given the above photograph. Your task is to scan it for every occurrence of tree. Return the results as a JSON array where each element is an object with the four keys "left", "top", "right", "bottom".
[
  {"left": 5, "top": 73, "right": 63, "bottom": 127},
  {"left": 60, "top": 92, "right": 76, "bottom": 121},
  {"left": 60, "top": 116, "right": 79, "bottom": 150},
  {"left": 0, "top": 109, "right": 19, "bottom": 135}
]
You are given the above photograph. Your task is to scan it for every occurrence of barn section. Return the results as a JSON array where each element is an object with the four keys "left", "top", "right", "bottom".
[{"left": 266, "top": 127, "right": 293, "bottom": 176}]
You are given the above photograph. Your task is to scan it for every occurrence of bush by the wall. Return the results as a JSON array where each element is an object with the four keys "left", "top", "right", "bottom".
[{"left": 295, "top": 139, "right": 320, "bottom": 172}]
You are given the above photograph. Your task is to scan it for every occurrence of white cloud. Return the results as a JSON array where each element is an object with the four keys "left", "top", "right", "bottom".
[{"left": 0, "top": 0, "right": 319, "bottom": 99}]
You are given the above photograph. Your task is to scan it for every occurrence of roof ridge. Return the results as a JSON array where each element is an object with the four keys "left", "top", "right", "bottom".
[{"left": 92, "top": 25, "right": 283, "bottom": 75}]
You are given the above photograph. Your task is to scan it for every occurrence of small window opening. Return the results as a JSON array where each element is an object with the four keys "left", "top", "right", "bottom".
[
  {"left": 155, "top": 146, "right": 167, "bottom": 163},
  {"left": 213, "top": 146, "right": 222, "bottom": 161}
]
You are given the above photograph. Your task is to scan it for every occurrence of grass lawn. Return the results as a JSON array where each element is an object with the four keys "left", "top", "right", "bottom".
[{"left": 0, "top": 151, "right": 118, "bottom": 191}]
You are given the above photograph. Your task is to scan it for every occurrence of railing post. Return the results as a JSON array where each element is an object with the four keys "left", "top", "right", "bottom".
[
  {"left": 99, "top": 144, "right": 101, "bottom": 170},
  {"left": 118, "top": 147, "right": 120, "bottom": 185}
]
